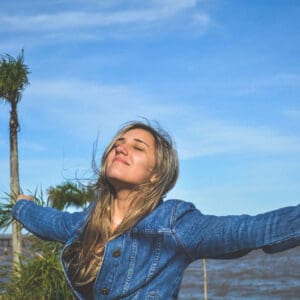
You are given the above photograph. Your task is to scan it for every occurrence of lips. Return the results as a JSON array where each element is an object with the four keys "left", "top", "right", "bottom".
[{"left": 112, "top": 157, "right": 130, "bottom": 165}]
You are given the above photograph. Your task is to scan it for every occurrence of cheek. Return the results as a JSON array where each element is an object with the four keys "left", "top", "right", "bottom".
[
  {"left": 104, "top": 153, "right": 113, "bottom": 173},
  {"left": 106, "top": 151, "right": 114, "bottom": 164},
  {"left": 138, "top": 156, "right": 155, "bottom": 176}
]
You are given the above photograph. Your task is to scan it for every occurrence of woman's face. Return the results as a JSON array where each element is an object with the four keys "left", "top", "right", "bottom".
[{"left": 105, "top": 128, "right": 156, "bottom": 190}]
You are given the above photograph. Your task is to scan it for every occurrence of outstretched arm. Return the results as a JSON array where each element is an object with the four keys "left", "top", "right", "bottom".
[
  {"left": 12, "top": 195, "right": 90, "bottom": 244},
  {"left": 173, "top": 201, "right": 300, "bottom": 260}
]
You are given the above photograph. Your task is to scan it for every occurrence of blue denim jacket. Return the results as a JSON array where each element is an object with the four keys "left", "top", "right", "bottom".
[{"left": 12, "top": 199, "right": 300, "bottom": 299}]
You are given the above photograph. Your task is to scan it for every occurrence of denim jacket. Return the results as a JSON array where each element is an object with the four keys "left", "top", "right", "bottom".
[{"left": 12, "top": 199, "right": 300, "bottom": 299}]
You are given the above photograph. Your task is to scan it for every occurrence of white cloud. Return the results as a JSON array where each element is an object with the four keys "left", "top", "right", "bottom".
[
  {"left": 0, "top": 156, "right": 90, "bottom": 194},
  {"left": 234, "top": 73, "right": 300, "bottom": 96},
  {"left": 22, "top": 79, "right": 181, "bottom": 142},
  {"left": 175, "top": 119, "right": 300, "bottom": 158},
  {"left": 170, "top": 180, "right": 300, "bottom": 215},
  {"left": 0, "top": 0, "right": 208, "bottom": 32},
  {"left": 21, "top": 79, "right": 300, "bottom": 159},
  {"left": 283, "top": 108, "right": 300, "bottom": 119},
  {"left": 0, "top": 0, "right": 211, "bottom": 47}
]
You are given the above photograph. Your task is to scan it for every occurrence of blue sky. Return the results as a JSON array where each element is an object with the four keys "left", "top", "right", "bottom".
[{"left": 0, "top": 0, "right": 299, "bottom": 217}]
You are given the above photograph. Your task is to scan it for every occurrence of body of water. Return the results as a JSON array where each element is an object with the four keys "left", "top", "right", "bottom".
[
  {"left": 1, "top": 243, "right": 299, "bottom": 299},
  {"left": 179, "top": 247, "right": 300, "bottom": 299}
]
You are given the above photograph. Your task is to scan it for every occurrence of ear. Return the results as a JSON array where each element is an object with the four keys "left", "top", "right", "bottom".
[{"left": 150, "top": 174, "right": 158, "bottom": 183}]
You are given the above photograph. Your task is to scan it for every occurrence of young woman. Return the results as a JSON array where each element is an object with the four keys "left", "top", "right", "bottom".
[{"left": 13, "top": 121, "right": 300, "bottom": 299}]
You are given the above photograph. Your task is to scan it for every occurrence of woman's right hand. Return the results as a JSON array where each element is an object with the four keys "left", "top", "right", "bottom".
[{"left": 17, "top": 194, "right": 34, "bottom": 201}]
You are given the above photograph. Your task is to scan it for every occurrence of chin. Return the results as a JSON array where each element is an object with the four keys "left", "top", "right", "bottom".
[{"left": 107, "top": 176, "right": 135, "bottom": 189}]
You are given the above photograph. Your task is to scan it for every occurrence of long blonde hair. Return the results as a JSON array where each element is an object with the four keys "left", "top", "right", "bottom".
[{"left": 64, "top": 121, "right": 179, "bottom": 286}]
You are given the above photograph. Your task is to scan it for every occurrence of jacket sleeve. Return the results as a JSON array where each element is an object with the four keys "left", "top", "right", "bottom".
[
  {"left": 173, "top": 201, "right": 300, "bottom": 261},
  {"left": 12, "top": 200, "right": 90, "bottom": 244}
]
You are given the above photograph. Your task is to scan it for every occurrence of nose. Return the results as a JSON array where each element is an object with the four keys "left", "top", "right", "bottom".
[{"left": 115, "top": 143, "right": 128, "bottom": 156}]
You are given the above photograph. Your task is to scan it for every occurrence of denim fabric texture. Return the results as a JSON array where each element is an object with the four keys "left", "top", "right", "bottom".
[{"left": 12, "top": 199, "right": 300, "bottom": 299}]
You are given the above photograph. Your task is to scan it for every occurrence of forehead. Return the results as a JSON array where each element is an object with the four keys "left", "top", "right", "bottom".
[{"left": 119, "top": 128, "right": 155, "bottom": 145}]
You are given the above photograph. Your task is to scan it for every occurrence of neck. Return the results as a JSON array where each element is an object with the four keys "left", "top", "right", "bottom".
[{"left": 111, "top": 186, "right": 134, "bottom": 230}]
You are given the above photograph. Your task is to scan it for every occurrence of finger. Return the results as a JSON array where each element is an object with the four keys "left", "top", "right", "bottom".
[{"left": 17, "top": 194, "right": 34, "bottom": 201}]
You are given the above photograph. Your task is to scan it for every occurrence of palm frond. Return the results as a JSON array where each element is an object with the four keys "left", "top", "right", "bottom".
[
  {"left": 47, "top": 181, "right": 94, "bottom": 210},
  {"left": 0, "top": 190, "right": 47, "bottom": 231},
  {"left": 0, "top": 193, "right": 14, "bottom": 231},
  {"left": 0, "top": 49, "right": 30, "bottom": 103}
]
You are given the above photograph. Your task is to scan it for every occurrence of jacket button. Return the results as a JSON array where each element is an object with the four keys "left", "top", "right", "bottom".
[
  {"left": 112, "top": 249, "right": 121, "bottom": 257},
  {"left": 101, "top": 287, "right": 109, "bottom": 295}
]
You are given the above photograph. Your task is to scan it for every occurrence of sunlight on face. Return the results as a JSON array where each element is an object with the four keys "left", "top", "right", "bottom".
[{"left": 106, "top": 128, "right": 156, "bottom": 190}]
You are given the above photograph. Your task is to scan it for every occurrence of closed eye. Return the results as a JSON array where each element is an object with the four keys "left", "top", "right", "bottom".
[{"left": 133, "top": 146, "right": 144, "bottom": 151}]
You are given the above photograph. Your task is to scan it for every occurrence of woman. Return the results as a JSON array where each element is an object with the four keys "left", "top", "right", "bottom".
[{"left": 13, "top": 121, "right": 300, "bottom": 299}]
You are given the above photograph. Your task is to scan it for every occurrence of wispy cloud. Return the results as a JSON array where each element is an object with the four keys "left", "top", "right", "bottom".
[
  {"left": 23, "top": 79, "right": 181, "bottom": 141},
  {"left": 283, "top": 108, "right": 300, "bottom": 119},
  {"left": 0, "top": 0, "right": 212, "bottom": 50},
  {"left": 176, "top": 119, "right": 300, "bottom": 158},
  {"left": 234, "top": 73, "right": 300, "bottom": 95},
  {"left": 0, "top": 156, "right": 90, "bottom": 193},
  {"left": 22, "top": 79, "right": 300, "bottom": 159},
  {"left": 0, "top": 1, "right": 209, "bottom": 32}
]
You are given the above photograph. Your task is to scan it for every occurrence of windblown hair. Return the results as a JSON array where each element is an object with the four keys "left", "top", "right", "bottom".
[{"left": 63, "top": 121, "right": 179, "bottom": 286}]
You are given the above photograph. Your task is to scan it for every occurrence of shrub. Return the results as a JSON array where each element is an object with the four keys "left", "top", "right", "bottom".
[{"left": 1, "top": 236, "right": 74, "bottom": 300}]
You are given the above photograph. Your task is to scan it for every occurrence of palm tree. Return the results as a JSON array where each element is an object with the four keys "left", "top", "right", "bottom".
[
  {"left": 0, "top": 50, "right": 30, "bottom": 264},
  {"left": 47, "top": 182, "right": 95, "bottom": 210},
  {"left": 0, "top": 184, "right": 92, "bottom": 298}
]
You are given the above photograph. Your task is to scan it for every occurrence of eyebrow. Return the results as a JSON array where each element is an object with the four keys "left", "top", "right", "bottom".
[{"left": 116, "top": 137, "right": 150, "bottom": 148}]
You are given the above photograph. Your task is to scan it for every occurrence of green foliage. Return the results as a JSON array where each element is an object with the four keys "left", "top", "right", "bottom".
[
  {"left": 47, "top": 182, "right": 94, "bottom": 210},
  {"left": 0, "top": 183, "right": 93, "bottom": 299},
  {"left": 1, "top": 236, "right": 74, "bottom": 300},
  {"left": 0, "top": 183, "right": 93, "bottom": 298},
  {"left": 0, "top": 190, "right": 46, "bottom": 232},
  {"left": 0, "top": 50, "right": 30, "bottom": 104},
  {"left": 0, "top": 193, "right": 14, "bottom": 231},
  {"left": 0, "top": 183, "right": 92, "bottom": 231}
]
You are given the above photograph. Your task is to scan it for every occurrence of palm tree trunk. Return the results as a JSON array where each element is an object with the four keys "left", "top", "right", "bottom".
[{"left": 10, "top": 101, "right": 22, "bottom": 265}]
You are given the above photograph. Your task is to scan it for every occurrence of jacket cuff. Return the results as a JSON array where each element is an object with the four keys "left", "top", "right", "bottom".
[{"left": 12, "top": 199, "right": 35, "bottom": 220}]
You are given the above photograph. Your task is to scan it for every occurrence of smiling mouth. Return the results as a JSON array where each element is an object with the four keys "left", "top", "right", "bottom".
[{"left": 113, "top": 157, "right": 130, "bottom": 165}]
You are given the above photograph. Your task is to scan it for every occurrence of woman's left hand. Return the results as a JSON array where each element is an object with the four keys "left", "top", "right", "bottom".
[{"left": 17, "top": 194, "right": 34, "bottom": 201}]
